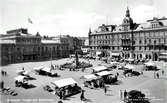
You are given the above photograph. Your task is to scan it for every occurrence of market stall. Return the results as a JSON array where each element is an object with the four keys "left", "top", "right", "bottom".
[
  {"left": 92, "top": 65, "right": 108, "bottom": 73},
  {"left": 95, "top": 71, "right": 117, "bottom": 84},
  {"left": 51, "top": 78, "right": 81, "bottom": 98},
  {"left": 81, "top": 74, "right": 100, "bottom": 88}
]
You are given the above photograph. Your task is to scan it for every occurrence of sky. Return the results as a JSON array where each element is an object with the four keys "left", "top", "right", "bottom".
[{"left": 1, "top": 0, "right": 167, "bottom": 37}]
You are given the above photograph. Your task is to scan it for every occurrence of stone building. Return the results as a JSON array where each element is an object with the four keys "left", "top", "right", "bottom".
[
  {"left": 89, "top": 8, "right": 167, "bottom": 61},
  {"left": 0, "top": 28, "right": 70, "bottom": 65}
]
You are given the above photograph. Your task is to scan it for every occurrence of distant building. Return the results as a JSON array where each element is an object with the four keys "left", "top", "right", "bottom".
[
  {"left": 0, "top": 28, "right": 70, "bottom": 65},
  {"left": 89, "top": 8, "right": 167, "bottom": 61}
]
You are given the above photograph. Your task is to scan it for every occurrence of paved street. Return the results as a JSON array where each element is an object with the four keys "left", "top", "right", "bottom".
[{"left": 1, "top": 58, "right": 167, "bottom": 103}]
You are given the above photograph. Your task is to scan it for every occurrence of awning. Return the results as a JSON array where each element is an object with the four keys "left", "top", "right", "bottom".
[
  {"left": 96, "top": 71, "right": 112, "bottom": 76},
  {"left": 160, "top": 52, "right": 167, "bottom": 55},
  {"left": 144, "top": 61, "right": 156, "bottom": 67},
  {"left": 111, "top": 53, "right": 120, "bottom": 56},
  {"left": 125, "top": 58, "right": 135, "bottom": 61},
  {"left": 15, "top": 75, "right": 26, "bottom": 82},
  {"left": 42, "top": 67, "right": 52, "bottom": 72},
  {"left": 92, "top": 66, "right": 108, "bottom": 72},
  {"left": 124, "top": 64, "right": 134, "bottom": 69},
  {"left": 33, "top": 66, "right": 44, "bottom": 70},
  {"left": 110, "top": 62, "right": 119, "bottom": 65},
  {"left": 82, "top": 74, "right": 97, "bottom": 80},
  {"left": 51, "top": 78, "right": 77, "bottom": 88},
  {"left": 159, "top": 56, "right": 167, "bottom": 59},
  {"left": 96, "top": 51, "right": 102, "bottom": 55}
]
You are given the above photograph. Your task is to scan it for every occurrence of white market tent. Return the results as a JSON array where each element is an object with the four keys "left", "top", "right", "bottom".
[
  {"left": 96, "top": 71, "right": 112, "bottom": 76},
  {"left": 144, "top": 61, "right": 156, "bottom": 67},
  {"left": 125, "top": 58, "right": 135, "bottom": 62},
  {"left": 110, "top": 62, "right": 119, "bottom": 65},
  {"left": 16, "top": 69, "right": 25, "bottom": 74},
  {"left": 92, "top": 66, "right": 108, "bottom": 72},
  {"left": 15, "top": 75, "right": 26, "bottom": 82},
  {"left": 42, "top": 67, "right": 52, "bottom": 72},
  {"left": 82, "top": 74, "right": 97, "bottom": 80},
  {"left": 33, "top": 66, "right": 44, "bottom": 70},
  {"left": 51, "top": 78, "right": 77, "bottom": 88},
  {"left": 124, "top": 64, "right": 135, "bottom": 69}
]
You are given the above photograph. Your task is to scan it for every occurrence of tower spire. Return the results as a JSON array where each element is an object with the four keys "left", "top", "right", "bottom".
[{"left": 125, "top": 6, "right": 130, "bottom": 17}]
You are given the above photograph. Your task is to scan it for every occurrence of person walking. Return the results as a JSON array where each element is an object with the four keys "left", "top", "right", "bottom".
[
  {"left": 0, "top": 81, "right": 4, "bottom": 89},
  {"left": 80, "top": 90, "right": 85, "bottom": 101},
  {"left": 162, "top": 70, "right": 164, "bottom": 75},
  {"left": 124, "top": 90, "right": 127, "bottom": 99},
  {"left": 157, "top": 73, "right": 159, "bottom": 79},
  {"left": 104, "top": 86, "right": 107, "bottom": 95},
  {"left": 120, "top": 90, "right": 123, "bottom": 100}
]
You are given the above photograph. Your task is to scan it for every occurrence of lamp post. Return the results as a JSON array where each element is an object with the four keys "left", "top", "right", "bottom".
[{"left": 130, "top": 23, "right": 135, "bottom": 59}]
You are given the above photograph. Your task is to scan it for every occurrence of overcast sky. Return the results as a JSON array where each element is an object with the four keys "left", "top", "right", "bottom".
[{"left": 1, "top": 0, "right": 167, "bottom": 37}]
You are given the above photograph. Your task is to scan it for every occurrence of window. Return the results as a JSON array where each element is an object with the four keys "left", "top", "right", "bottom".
[
  {"left": 154, "top": 40, "right": 156, "bottom": 44},
  {"left": 139, "top": 46, "right": 142, "bottom": 50},
  {"left": 144, "top": 39, "right": 147, "bottom": 44},
  {"left": 149, "top": 39, "right": 151, "bottom": 44},
  {"left": 139, "top": 40, "right": 142, "bottom": 44},
  {"left": 112, "top": 46, "right": 115, "bottom": 50},
  {"left": 145, "top": 46, "right": 147, "bottom": 50}
]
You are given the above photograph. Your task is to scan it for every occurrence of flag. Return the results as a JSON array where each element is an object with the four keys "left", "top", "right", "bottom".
[{"left": 28, "top": 18, "right": 33, "bottom": 24}]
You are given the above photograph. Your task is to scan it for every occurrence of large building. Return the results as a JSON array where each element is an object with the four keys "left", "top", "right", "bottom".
[
  {"left": 89, "top": 8, "right": 167, "bottom": 61},
  {"left": 0, "top": 28, "right": 70, "bottom": 65}
]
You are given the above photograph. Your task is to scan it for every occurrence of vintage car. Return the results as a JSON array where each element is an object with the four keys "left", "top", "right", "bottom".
[
  {"left": 124, "top": 90, "right": 150, "bottom": 103},
  {"left": 34, "top": 67, "right": 58, "bottom": 77},
  {"left": 51, "top": 78, "right": 81, "bottom": 98}
]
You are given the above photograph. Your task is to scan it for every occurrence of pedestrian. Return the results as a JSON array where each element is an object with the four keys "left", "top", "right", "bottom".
[
  {"left": 120, "top": 90, "right": 123, "bottom": 100},
  {"left": 162, "top": 70, "right": 164, "bottom": 75},
  {"left": 104, "top": 86, "right": 107, "bottom": 95},
  {"left": 80, "top": 90, "right": 85, "bottom": 101},
  {"left": 58, "top": 100, "right": 63, "bottom": 103},
  {"left": 59, "top": 91, "right": 63, "bottom": 99},
  {"left": 0, "top": 81, "right": 4, "bottom": 89},
  {"left": 116, "top": 72, "right": 119, "bottom": 77},
  {"left": 157, "top": 73, "right": 159, "bottom": 79},
  {"left": 124, "top": 90, "right": 127, "bottom": 99}
]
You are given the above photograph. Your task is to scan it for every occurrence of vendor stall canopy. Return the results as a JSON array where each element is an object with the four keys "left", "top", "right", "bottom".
[
  {"left": 81, "top": 74, "right": 97, "bottom": 80},
  {"left": 51, "top": 78, "right": 77, "bottom": 88},
  {"left": 124, "top": 64, "right": 135, "bottom": 69},
  {"left": 96, "top": 71, "right": 112, "bottom": 76},
  {"left": 42, "top": 67, "right": 52, "bottom": 72},
  {"left": 92, "top": 65, "right": 108, "bottom": 72},
  {"left": 15, "top": 75, "right": 26, "bottom": 82},
  {"left": 144, "top": 61, "right": 156, "bottom": 67},
  {"left": 33, "top": 66, "right": 44, "bottom": 70}
]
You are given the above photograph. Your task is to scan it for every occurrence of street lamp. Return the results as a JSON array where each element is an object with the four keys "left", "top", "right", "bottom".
[{"left": 130, "top": 22, "right": 136, "bottom": 59}]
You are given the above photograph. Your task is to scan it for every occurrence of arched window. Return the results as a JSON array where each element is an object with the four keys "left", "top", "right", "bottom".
[{"left": 154, "top": 40, "right": 156, "bottom": 44}]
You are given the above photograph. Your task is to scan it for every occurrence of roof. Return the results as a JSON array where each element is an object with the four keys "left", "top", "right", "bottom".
[
  {"left": 96, "top": 71, "right": 112, "bottom": 76},
  {"left": 34, "top": 66, "right": 44, "bottom": 70},
  {"left": 41, "top": 40, "right": 61, "bottom": 44},
  {"left": 51, "top": 78, "right": 77, "bottom": 88},
  {"left": 15, "top": 75, "right": 26, "bottom": 82},
  {"left": 82, "top": 74, "right": 97, "bottom": 80},
  {"left": 124, "top": 64, "right": 134, "bottom": 69},
  {"left": 0, "top": 39, "right": 15, "bottom": 44},
  {"left": 92, "top": 66, "right": 108, "bottom": 72},
  {"left": 144, "top": 61, "right": 156, "bottom": 66},
  {"left": 41, "top": 67, "right": 52, "bottom": 72}
]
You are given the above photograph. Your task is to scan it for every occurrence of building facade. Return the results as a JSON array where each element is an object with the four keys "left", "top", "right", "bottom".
[
  {"left": 89, "top": 8, "right": 167, "bottom": 61},
  {"left": 0, "top": 28, "right": 70, "bottom": 65}
]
